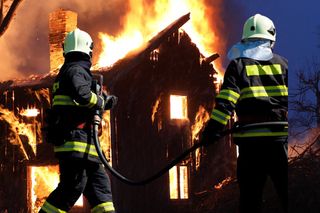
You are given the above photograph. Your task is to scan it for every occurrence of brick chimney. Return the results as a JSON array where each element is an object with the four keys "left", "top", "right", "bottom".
[{"left": 48, "top": 9, "right": 77, "bottom": 72}]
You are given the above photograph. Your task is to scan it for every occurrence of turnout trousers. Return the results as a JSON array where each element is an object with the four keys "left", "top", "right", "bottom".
[
  {"left": 237, "top": 138, "right": 288, "bottom": 213},
  {"left": 39, "top": 158, "right": 115, "bottom": 213}
]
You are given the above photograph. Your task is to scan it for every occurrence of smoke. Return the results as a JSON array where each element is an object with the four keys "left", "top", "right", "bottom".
[
  {"left": 0, "top": 0, "right": 129, "bottom": 81},
  {"left": 205, "top": 0, "right": 246, "bottom": 67},
  {"left": 0, "top": 0, "right": 245, "bottom": 82}
]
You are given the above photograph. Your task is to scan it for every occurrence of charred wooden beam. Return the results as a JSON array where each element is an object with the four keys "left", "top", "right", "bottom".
[
  {"left": 0, "top": 0, "right": 24, "bottom": 36},
  {"left": 202, "top": 53, "right": 220, "bottom": 64}
]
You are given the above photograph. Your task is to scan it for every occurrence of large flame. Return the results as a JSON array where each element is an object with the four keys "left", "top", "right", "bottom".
[
  {"left": 29, "top": 166, "right": 83, "bottom": 212},
  {"left": 99, "top": 111, "right": 112, "bottom": 164},
  {"left": 29, "top": 165, "right": 60, "bottom": 212},
  {"left": 0, "top": 106, "right": 37, "bottom": 158},
  {"left": 191, "top": 106, "right": 210, "bottom": 170},
  {"left": 97, "top": 0, "right": 223, "bottom": 70}
]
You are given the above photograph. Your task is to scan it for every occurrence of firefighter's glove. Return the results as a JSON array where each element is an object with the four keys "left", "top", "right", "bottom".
[
  {"left": 200, "top": 119, "right": 221, "bottom": 146},
  {"left": 102, "top": 91, "right": 118, "bottom": 110}
]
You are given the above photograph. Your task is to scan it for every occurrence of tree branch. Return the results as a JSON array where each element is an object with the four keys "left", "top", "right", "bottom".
[{"left": 0, "top": 0, "right": 24, "bottom": 37}]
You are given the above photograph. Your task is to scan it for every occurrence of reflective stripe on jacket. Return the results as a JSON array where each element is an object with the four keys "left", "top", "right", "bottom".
[
  {"left": 91, "top": 201, "right": 115, "bottom": 213},
  {"left": 210, "top": 53, "right": 288, "bottom": 138},
  {"left": 51, "top": 56, "right": 102, "bottom": 162}
]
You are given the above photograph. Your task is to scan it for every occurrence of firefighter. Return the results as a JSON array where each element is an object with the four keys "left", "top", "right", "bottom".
[
  {"left": 40, "top": 28, "right": 117, "bottom": 213},
  {"left": 201, "top": 14, "right": 288, "bottom": 213}
]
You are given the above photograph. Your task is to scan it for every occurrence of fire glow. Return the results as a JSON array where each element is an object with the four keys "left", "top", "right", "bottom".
[
  {"left": 28, "top": 166, "right": 83, "bottom": 212},
  {"left": 99, "top": 111, "right": 113, "bottom": 164},
  {"left": 0, "top": 106, "right": 37, "bottom": 158},
  {"left": 169, "top": 165, "right": 189, "bottom": 199},
  {"left": 97, "top": 0, "right": 224, "bottom": 70},
  {"left": 20, "top": 107, "right": 40, "bottom": 117},
  {"left": 191, "top": 106, "right": 210, "bottom": 170}
]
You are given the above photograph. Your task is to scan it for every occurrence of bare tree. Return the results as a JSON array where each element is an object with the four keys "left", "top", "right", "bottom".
[
  {"left": 290, "top": 58, "right": 320, "bottom": 136},
  {"left": 0, "top": 0, "right": 24, "bottom": 36}
]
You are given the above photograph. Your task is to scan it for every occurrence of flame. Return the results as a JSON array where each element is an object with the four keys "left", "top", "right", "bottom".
[
  {"left": 29, "top": 165, "right": 60, "bottom": 212},
  {"left": 20, "top": 107, "right": 40, "bottom": 117},
  {"left": 151, "top": 97, "right": 161, "bottom": 124},
  {"left": 214, "top": 176, "right": 232, "bottom": 190},
  {"left": 98, "top": 31, "right": 144, "bottom": 67},
  {"left": 97, "top": 0, "right": 224, "bottom": 70},
  {"left": 191, "top": 106, "right": 210, "bottom": 141},
  {"left": 29, "top": 166, "right": 83, "bottom": 212},
  {"left": 33, "top": 88, "right": 51, "bottom": 105},
  {"left": 0, "top": 106, "right": 37, "bottom": 158},
  {"left": 99, "top": 111, "right": 112, "bottom": 164},
  {"left": 191, "top": 106, "right": 210, "bottom": 170}
]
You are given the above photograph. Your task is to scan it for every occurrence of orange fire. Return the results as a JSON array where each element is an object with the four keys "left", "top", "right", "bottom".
[
  {"left": 191, "top": 106, "right": 210, "bottom": 170},
  {"left": 99, "top": 111, "right": 113, "bottom": 164},
  {"left": 0, "top": 106, "right": 37, "bottom": 158},
  {"left": 97, "top": 0, "right": 224, "bottom": 72},
  {"left": 20, "top": 107, "right": 40, "bottom": 117},
  {"left": 29, "top": 166, "right": 83, "bottom": 212},
  {"left": 29, "top": 165, "right": 60, "bottom": 212},
  {"left": 33, "top": 88, "right": 51, "bottom": 105},
  {"left": 214, "top": 176, "right": 232, "bottom": 190},
  {"left": 151, "top": 97, "right": 161, "bottom": 124}
]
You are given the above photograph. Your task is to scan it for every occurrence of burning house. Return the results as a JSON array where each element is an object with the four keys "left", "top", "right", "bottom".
[{"left": 0, "top": 8, "right": 237, "bottom": 213}]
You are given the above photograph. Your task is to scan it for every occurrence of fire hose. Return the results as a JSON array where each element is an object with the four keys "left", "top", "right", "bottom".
[
  {"left": 92, "top": 117, "right": 288, "bottom": 186},
  {"left": 91, "top": 74, "right": 287, "bottom": 186}
]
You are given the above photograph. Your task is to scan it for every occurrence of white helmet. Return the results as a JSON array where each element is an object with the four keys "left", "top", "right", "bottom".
[
  {"left": 242, "top": 14, "right": 276, "bottom": 42},
  {"left": 63, "top": 28, "right": 93, "bottom": 57}
]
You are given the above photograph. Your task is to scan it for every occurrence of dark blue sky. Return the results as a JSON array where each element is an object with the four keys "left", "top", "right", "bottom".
[
  {"left": 238, "top": 1, "right": 320, "bottom": 86},
  {"left": 236, "top": 1, "right": 320, "bottom": 136}
]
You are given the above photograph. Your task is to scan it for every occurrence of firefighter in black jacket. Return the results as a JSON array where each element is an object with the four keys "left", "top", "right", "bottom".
[
  {"left": 201, "top": 14, "right": 288, "bottom": 213},
  {"left": 40, "top": 28, "right": 117, "bottom": 213}
]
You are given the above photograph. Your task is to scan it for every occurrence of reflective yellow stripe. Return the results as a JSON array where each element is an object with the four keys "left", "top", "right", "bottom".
[
  {"left": 211, "top": 109, "right": 231, "bottom": 125},
  {"left": 54, "top": 141, "right": 98, "bottom": 157},
  {"left": 240, "top": 85, "right": 288, "bottom": 100},
  {"left": 41, "top": 201, "right": 66, "bottom": 213},
  {"left": 91, "top": 201, "right": 115, "bottom": 213},
  {"left": 53, "top": 93, "right": 97, "bottom": 108},
  {"left": 53, "top": 95, "right": 77, "bottom": 106},
  {"left": 233, "top": 127, "right": 288, "bottom": 138},
  {"left": 246, "top": 64, "right": 282, "bottom": 76},
  {"left": 217, "top": 89, "right": 240, "bottom": 104},
  {"left": 85, "top": 92, "right": 98, "bottom": 108}
]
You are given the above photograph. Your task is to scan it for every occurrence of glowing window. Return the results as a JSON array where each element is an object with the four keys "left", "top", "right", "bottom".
[
  {"left": 170, "top": 95, "right": 188, "bottom": 120},
  {"left": 169, "top": 165, "right": 189, "bottom": 200}
]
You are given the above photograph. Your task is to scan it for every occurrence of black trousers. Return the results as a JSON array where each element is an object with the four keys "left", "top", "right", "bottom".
[
  {"left": 41, "top": 158, "right": 114, "bottom": 212},
  {"left": 237, "top": 139, "right": 288, "bottom": 213}
]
